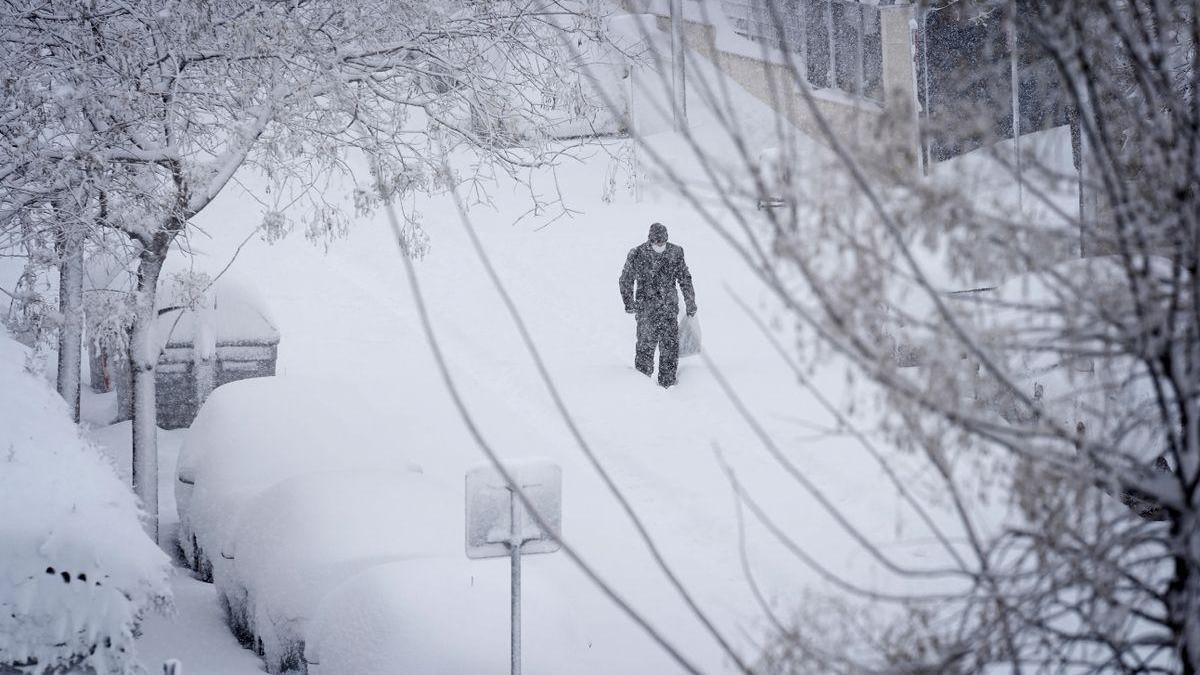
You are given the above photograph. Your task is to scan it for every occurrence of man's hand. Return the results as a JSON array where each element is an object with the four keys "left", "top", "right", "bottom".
[
  {"left": 686, "top": 306, "right": 697, "bottom": 317},
  {"left": 626, "top": 306, "right": 636, "bottom": 315}
]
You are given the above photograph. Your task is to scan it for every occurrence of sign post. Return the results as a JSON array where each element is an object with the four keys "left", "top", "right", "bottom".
[
  {"left": 670, "top": 0, "right": 686, "bottom": 131},
  {"left": 508, "top": 484, "right": 522, "bottom": 675},
  {"left": 466, "top": 461, "right": 562, "bottom": 675}
]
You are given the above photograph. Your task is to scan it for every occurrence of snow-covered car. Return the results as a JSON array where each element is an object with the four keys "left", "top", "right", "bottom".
[
  {"left": 304, "top": 557, "right": 580, "bottom": 675},
  {"left": 175, "top": 375, "right": 471, "bottom": 671},
  {"left": 220, "top": 469, "right": 458, "bottom": 672},
  {"left": 175, "top": 374, "right": 693, "bottom": 674},
  {"left": 175, "top": 375, "right": 419, "bottom": 582}
]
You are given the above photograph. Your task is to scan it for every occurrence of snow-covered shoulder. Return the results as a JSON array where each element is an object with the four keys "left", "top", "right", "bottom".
[{"left": 0, "top": 330, "right": 171, "bottom": 674}]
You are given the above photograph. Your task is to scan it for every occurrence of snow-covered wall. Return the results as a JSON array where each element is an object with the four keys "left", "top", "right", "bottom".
[
  {"left": 0, "top": 330, "right": 171, "bottom": 674},
  {"left": 620, "top": 0, "right": 918, "bottom": 159}
]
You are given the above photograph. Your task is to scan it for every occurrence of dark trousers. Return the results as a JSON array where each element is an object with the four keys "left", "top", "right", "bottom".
[{"left": 635, "top": 311, "right": 679, "bottom": 386}]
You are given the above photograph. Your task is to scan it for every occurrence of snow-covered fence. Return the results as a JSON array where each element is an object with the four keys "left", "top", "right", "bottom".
[{"left": 721, "top": 0, "right": 804, "bottom": 54}]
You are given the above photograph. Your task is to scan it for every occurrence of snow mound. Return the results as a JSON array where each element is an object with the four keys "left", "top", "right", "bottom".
[{"left": 0, "top": 330, "right": 171, "bottom": 674}]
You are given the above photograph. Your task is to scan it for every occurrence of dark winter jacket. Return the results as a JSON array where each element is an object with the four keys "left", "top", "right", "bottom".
[{"left": 619, "top": 242, "right": 697, "bottom": 317}]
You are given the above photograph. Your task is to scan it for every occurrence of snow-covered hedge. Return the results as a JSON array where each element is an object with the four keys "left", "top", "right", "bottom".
[{"left": 0, "top": 331, "right": 171, "bottom": 674}]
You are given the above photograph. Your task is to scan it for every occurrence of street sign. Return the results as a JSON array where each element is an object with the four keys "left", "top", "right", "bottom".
[
  {"left": 466, "top": 460, "right": 562, "bottom": 558},
  {"left": 465, "top": 460, "right": 562, "bottom": 675}
]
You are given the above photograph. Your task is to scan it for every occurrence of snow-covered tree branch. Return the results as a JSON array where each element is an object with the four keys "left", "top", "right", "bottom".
[
  {"left": 1, "top": 0, "right": 608, "bottom": 539},
  {"left": 607, "top": 0, "right": 1200, "bottom": 672}
]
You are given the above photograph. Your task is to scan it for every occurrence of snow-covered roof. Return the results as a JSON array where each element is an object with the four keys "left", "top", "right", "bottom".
[{"left": 156, "top": 281, "right": 279, "bottom": 349}]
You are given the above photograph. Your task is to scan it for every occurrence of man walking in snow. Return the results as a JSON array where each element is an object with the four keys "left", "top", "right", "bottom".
[{"left": 619, "top": 222, "right": 697, "bottom": 388}]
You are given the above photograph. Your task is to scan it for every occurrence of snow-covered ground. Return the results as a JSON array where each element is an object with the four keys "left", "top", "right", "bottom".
[
  {"left": 85, "top": 417, "right": 266, "bottom": 674},
  {"left": 3, "top": 19, "right": 1075, "bottom": 673},
  {"left": 133, "top": 50, "right": 980, "bottom": 673},
  {"left": 0, "top": 4, "right": 1138, "bottom": 675},
  {"left": 63, "top": 124, "right": 1077, "bottom": 675},
  {"left": 135, "top": 571, "right": 266, "bottom": 675}
]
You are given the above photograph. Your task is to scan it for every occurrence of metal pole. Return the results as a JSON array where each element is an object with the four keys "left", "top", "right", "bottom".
[
  {"left": 509, "top": 490, "right": 522, "bottom": 675},
  {"left": 628, "top": 64, "right": 641, "bottom": 202},
  {"left": 1008, "top": 0, "right": 1023, "bottom": 212},
  {"left": 799, "top": 0, "right": 808, "bottom": 78},
  {"left": 855, "top": 4, "right": 864, "bottom": 97},
  {"left": 921, "top": 6, "right": 932, "bottom": 170},
  {"left": 825, "top": 0, "right": 836, "bottom": 89},
  {"left": 670, "top": 0, "right": 686, "bottom": 130},
  {"left": 906, "top": 9, "right": 925, "bottom": 177}
]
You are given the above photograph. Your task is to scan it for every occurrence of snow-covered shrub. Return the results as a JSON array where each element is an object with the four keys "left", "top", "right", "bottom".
[{"left": 0, "top": 330, "right": 171, "bottom": 674}]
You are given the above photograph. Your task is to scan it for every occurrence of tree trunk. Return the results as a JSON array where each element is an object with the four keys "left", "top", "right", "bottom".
[
  {"left": 130, "top": 248, "right": 164, "bottom": 543},
  {"left": 56, "top": 225, "right": 84, "bottom": 423},
  {"left": 113, "top": 345, "right": 134, "bottom": 422}
]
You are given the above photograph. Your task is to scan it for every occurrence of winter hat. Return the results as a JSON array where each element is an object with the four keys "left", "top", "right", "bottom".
[{"left": 648, "top": 222, "right": 668, "bottom": 244}]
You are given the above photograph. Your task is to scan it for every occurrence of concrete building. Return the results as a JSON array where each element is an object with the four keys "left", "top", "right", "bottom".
[
  {"left": 623, "top": 1, "right": 1071, "bottom": 173},
  {"left": 623, "top": 0, "right": 921, "bottom": 168}
]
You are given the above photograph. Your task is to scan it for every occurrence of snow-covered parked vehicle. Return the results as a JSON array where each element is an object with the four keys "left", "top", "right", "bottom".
[
  {"left": 0, "top": 330, "right": 170, "bottom": 674},
  {"left": 221, "top": 469, "right": 458, "bottom": 671},
  {"left": 304, "top": 557, "right": 584, "bottom": 675},
  {"left": 175, "top": 373, "right": 682, "bottom": 674},
  {"left": 176, "top": 375, "right": 400, "bottom": 580},
  {"left": 175, "top": 375, "right": 462, "bottom": 672}
]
